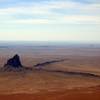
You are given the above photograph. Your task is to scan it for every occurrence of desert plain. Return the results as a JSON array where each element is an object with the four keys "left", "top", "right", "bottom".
[{"left": 0, "top": 42, "right": 100, "bottom": 100}]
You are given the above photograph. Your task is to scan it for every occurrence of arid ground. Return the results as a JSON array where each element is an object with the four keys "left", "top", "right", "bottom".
[{"left": 0, "top": 42, "right": 100, "bottom": 100}]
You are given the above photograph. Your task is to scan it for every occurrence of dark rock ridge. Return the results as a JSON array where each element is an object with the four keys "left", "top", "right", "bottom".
[
  {"left": 34, "top": 59, "right": 65, "bottom": 67},
  {"left": 4, "top": 54, "right": 23, "bottom": 68},
  {"left": 42, "top": 69, "right": 100, "bottom": 78}
]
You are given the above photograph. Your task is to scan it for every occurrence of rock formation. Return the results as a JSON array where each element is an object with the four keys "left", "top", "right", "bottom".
[
  {"left": 4, "top": 54, "right": 23, "bottom": 68},
  {"left": 1, "top": 54, "right": 33, "bottom": 72},
  {"left": 2, "top": 54, "right": 23, "bottom": 72}
]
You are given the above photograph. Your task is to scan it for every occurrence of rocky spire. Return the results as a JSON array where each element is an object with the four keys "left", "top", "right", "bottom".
[{"left": 4, "top": 54, "right": 23, "bottom": 68}]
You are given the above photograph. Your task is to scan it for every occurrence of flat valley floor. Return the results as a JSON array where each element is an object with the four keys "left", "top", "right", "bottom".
[{"left": 0, "top": 42, "right": 100, "bottom": 100}]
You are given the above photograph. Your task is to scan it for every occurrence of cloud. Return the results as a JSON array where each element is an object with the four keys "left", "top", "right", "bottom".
[
  {"left": 4, "top": 15, "right": 99, "bottom": 25},
  {"left": 0, "top": 0, "right": 100, "bottom": 25},
  {"left": 0, "top": 0, "right": 99, "bottom": 14},
  {"left": 63, "top": 15, "right": 100, "bottom": 24},
  {"left": 12, "top": 19, "right": 50, "bottom": 24},
  {"left": 0, "top": 5, "right": 50, "bottom": 15}
]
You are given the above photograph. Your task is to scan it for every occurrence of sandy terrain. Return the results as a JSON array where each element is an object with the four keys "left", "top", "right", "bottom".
[
  {"left": 0, "top": 70, "right": 100, "bottom": 100},
  {"left": 0, "top": 86, "right": 100, "bottom": 100},
  {"left": 0, "top": 42, "right": 100, "bottom": 99}
]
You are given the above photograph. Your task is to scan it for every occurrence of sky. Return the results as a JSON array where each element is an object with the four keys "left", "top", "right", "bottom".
[{"left": 0, "top": 0, "right": 100, "bottom": 42}]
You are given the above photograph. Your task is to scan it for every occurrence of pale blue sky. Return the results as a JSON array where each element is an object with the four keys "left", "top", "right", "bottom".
[{"left": 0, "top": 0, "right": 100, "bottom": 42}]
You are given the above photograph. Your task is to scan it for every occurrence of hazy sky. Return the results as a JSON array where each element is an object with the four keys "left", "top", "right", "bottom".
[{"left": 0, "top": 0, "right": 100, "bottom": 42}]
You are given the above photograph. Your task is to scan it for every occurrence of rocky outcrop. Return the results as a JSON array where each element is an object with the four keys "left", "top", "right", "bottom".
[
  {"left": 0, "top": 54, "right": 24, "bottom": 71},
  {"left": 4, "top": 54, "right": 23, "bottom": 68},
  {"left": 34, "top": 59, "right": 65, "bottom": 68},
  {"left": 1, "top": 54, "right": 33, "bottom": 72}
]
